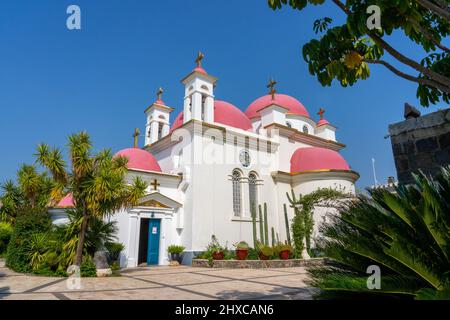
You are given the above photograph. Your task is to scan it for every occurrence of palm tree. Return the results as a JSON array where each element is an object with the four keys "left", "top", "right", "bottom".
[
  {"left": 0, "top": 165, "right": 54, "bottom": 223},
  {"left": 309, "top": 167, "right": 450, "bottom": 300},
  {"left": 35, "top": 131, "right": 147, "bottom": 266}
]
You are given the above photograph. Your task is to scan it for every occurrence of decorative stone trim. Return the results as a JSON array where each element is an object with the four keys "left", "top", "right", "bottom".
[{"left": 192, "top": 258, "right": 329, "bottom": 268}]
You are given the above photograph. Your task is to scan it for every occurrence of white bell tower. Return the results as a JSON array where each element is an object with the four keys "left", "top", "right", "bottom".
[
  {"left": 144, "top": 88, "right": 173, "bottom": 146},
  {"left": 181, "top": 52, "right": 218, "bottom": 124}
]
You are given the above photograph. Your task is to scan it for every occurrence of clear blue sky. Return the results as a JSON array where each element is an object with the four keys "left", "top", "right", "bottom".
[{"left": 0, "top": 0, "right": 443, "bottom": 189}]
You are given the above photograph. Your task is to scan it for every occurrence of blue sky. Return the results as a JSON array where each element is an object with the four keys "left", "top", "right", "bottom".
[{"left": 0, "top": 0, "right": 444, "bottom": 189}]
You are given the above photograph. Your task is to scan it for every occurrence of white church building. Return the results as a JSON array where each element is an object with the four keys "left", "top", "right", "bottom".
[{"left": 50, "top": 54, "right": 359, "bottom": 267}]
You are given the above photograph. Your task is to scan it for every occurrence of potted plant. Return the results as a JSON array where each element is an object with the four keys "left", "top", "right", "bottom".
[
  {"left": 234, "top": 241, "right": 249, "bottom": 260},
  {"left": 207, "top": 235, "right": 225, "bottom": 260},
  {"left": 168, "top": 245, "right": 185, "bottom": 263},
  {"left": 278, "top": 244, "right": 293, "bottom": 260},
  {"left": 258, "top": 245, "right": 273, "bottom": 260}
]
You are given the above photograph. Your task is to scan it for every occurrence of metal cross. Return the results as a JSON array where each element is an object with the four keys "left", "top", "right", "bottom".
[
  {"left": 157, "top": 87, "right": 164, "bottom": 101},
  {"left": 317, "top": 108, "right": 326, "bottom": 119},
  {"left": 267, "top": 77, "right": 277, "bottom": 100},
  {"left": 132, "top": 128, "right": 140, "bottom": 148},
  {"left": 195, "top": 51, "right": 205, "bottom": 67}
]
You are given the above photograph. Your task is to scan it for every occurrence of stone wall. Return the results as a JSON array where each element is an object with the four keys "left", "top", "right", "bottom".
[
  {"left": 192, "top": 258, "right": 329, "bottom": 268},
  {"left": 389, "top": 108, "right": 450, "bottom": 185}
]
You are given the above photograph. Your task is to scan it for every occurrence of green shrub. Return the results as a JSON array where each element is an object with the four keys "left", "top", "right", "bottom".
[
  {"left": 6, "top": 208, "right": 52, "bottom": 273},
  {"left": 247, "top": 248, "right": 259, "bottom": 260},
  {"left": 259, "top": 245, "right": 274, "bottom": 258},
  {"left": 105, "top": 242, "right": 124, "bottom": 262},
  {"left": 110, "top": 261, "right": 120, "bottom": 271},
  {"left": 0, "top": 222, "right": 13, "bottom": 255},
  {"left": 167, "top": 245, "right": 185, "bottom": 254},
  {"left": 80, "top": 255, "right": 97, "bottom": 277}
]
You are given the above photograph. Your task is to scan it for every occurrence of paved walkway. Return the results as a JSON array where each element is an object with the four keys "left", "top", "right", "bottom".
[{"left": 0, "top": 259, "right": 315, "bottom": 300}]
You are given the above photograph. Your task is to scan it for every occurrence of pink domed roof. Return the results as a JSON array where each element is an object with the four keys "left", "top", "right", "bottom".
[
  {"left": 245, "top": 94, "right": 310, "bottom": 120},
  {"left": 56, "top": 193, "right": 75, "bottom": 208},
  {"left": 317, "top": 118, "right": 330, "bottom": 127},
  {"left": 114, "top": 148, "right": 162, "bottom": 172},
  {"left": 171, "top": 100, "right": 253, "bottom": 131},
  {"left": 290, "top": 147, "right": 350, "bottom": 173}
]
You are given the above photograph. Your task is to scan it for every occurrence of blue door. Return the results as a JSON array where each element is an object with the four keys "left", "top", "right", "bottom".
[{"left": 147, "top": 219, "right": 161, "bottom": 265}]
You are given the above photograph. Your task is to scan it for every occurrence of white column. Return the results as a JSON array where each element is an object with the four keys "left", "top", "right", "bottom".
[
  {"left": 127, "top": 214, "right": 139, "bottom": 267},
  {"left": 162, "top": 123, "right": 170, "bottom": 137},
  {"left": 150, "top": 121, "right": 159, "bottom": 144},
  {"left": 183, "top": 96, "right": 192, "bottom": 123},
  {"left": 191, "top": 92, "right": 203, "bottom": 121},
  {"left": 204, "top": 95, "right": 214, "bottom": 123}
]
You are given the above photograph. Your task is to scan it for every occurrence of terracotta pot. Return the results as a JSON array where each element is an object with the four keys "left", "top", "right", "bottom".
[
  {"left": 259, "top": 252, "right": 270, "bottom": 260},
  {"left": 279, "top": 250, "right": 290, "bottom": 260},
  {"left": 236, "top": 249, "right": 248, "bottom": 260},
  {"left": 212, "top": 251, "right": 224, "bottom": 260}
]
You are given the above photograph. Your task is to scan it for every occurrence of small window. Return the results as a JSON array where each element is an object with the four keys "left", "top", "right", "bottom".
[
  {"left": 303, "top": 125, "right": 309, "bottom": 134},
  {"left": 158, "top": 122, "right": 164, "bottom": 139}
]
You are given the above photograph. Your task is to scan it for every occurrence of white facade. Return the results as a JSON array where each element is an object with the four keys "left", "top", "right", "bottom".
[{"left": 50, "top": 59, "right": 359, "bottom": 267}]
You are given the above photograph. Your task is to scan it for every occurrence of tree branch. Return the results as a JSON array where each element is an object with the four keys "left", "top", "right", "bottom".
[
  {"left": 364, "top": 59, "right": 450, "bottom": 94},
  {"left": 330, "top": 0, "right": 450, "bottom": 86},
  {"left": 409, "top": 18, "right": 450, "bottom": 54},
  {"left": 415, "top": 0, "right": 450, "bottom": 21},
  {"left": 369, "top": 32, "right": 450, "bottom": 86}
]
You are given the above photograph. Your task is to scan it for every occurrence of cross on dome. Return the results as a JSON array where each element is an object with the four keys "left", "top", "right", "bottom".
[
  {"left": 132, "top": 128, "right": 140, "bottom": 148},
  {"left": 317, "top": 108, "right": 325, "bottom": 119},
  {"left": 156, "top": 87, "right": 164, "bottom": 104},
  {"left": 267, "top": 77, "right": 277, "bottom": 100},
  {"left": 195, "top": 51, "right": 205, "bottom": 68}
]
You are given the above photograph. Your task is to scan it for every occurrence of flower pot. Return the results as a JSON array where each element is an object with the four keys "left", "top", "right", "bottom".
[
  {"left": 279, "top": 250, "right": 290, "bottom": 260},
  {"left": 212, "top": 251, "right": 224, "bottom": 260},
  {"left": 171, "top": 253, "right": 182, "bottom": 264},
  {"left": 259, "top": 252, "right": 270, "bottom": 260},
  {"left": 236, "top": 249, "right": 248, "bottom": 260}
]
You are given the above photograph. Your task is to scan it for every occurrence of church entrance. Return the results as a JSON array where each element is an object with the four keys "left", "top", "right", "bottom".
[{"left": 137, "top": 218, "right": 161, "bottom": 265}]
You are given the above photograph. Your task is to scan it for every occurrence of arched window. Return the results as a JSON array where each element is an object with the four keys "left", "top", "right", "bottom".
[
  {"left": 231, "top": 170, "right": 242, "bottom": 216},
  {"left": 302, "top": 125, "right": 309, "bottom": 134},
  {"left": 248, "top": 172, "right": 258, "bottom": 214}
]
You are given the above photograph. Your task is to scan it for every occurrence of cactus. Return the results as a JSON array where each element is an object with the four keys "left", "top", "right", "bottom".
[
  {"left": 258, "top": 204, "right": 264, "bottom": 245},
  {"left": 276, "top": 232, "right": 280, "bottom": 244},
  {"left": 251, "top": 203, "right": 258, "bottom": 249},
  {"left": 271, "top": 227, "right": 275, "bottom": 247},
  {"left": 283, "top": 203, "right": 292, "bottom": 246},
  {"left": 264, "top": 203, "right": 269, "bottom": 246}
]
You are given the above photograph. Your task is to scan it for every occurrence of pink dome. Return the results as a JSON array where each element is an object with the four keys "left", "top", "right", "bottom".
[
  {"left": 114, "top": 148, "right": 162, "bottom": 172},
  {"left": 171, "top": 100, "right": 253, "bottom": 131},
  {"left": 317, "top": 118, "right": 330, "bottom": 127},
  {"left": 290, "top": 147, "right": 350, "bottom": 173},
  {"left": 56, "top": 193, "right": 75, "bottom": 208},
  {"left": 245, "top": 94, "right": 310, "bottom": 120}
]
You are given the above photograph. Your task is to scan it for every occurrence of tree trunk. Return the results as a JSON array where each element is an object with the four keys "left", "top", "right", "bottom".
[{"left": 74, "top": 212, "right": 89, "bottom": 266}]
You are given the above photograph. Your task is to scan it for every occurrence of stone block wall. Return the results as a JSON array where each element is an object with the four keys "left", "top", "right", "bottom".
[{"left": 389, "top": 108, "right": 450, "bottom": 185}]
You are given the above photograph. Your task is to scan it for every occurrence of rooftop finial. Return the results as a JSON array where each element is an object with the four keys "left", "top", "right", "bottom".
[
  {"left": 132, "top": 128, "right": 140, "bottom": 148},
  {"left": 317, "top": 108, "right": 325, "bottom": 120},
  {"left": 195, "top": 51, "right": 205, "bottom": 68},
  {"left": 267, "top": 77, "right": 277, "bottom": 100},
  {"left": 156, "top": 87, "right": 164, "bottom": 102}
]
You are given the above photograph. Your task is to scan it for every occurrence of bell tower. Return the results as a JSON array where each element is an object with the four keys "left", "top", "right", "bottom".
[
  {"left": 181, "top": 52, "right": 218, "bottom": 124},
  {"left": 144, "top": 88, "right": 173, "bottom": 146}
]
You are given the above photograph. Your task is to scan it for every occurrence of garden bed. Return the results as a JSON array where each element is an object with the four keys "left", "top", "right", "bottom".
[{"left": 192, "top": 257, "right": 329, "bottom": 268}]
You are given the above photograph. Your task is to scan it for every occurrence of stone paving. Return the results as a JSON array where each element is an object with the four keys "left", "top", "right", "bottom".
[{"left": 0, "top": 259, "right": 316, "bottom": 300}]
